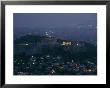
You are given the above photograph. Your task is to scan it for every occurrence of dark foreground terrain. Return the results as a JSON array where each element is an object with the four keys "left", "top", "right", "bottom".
[{"left": 14, "top": 35, "right": 97, "bottom": 75}]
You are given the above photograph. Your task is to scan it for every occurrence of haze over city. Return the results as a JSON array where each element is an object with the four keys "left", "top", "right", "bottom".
[{"left": 14, "top": 13, "right": 97, "bottom": 43}]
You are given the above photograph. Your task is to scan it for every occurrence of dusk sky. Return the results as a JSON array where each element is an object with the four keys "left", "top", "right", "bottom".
[{"left": 14, "top": 13, "right": 97, "bottom": 42}]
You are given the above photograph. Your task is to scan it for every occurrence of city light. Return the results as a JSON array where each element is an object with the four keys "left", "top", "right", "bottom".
[{"left": 61, "top": 41, "right": 72, "bottom": 46}]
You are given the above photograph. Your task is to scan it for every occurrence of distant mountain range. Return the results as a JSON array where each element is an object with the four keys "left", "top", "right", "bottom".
[{"left": 14, "top": 27, "right": 97, "bottom": 44}]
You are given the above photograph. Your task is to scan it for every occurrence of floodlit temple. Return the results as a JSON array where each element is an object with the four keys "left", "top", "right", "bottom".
[{"left": 61, "top": 41, "right": 72, "bottom": 46}]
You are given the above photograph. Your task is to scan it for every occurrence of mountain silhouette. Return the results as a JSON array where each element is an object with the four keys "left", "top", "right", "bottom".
[{"left": 14, "top": 35, "right": 97, "bottom": 63}]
